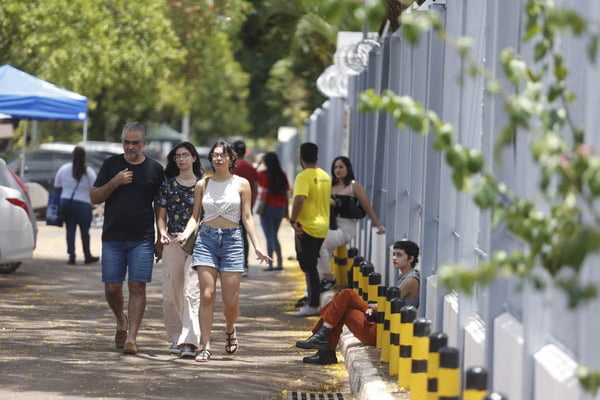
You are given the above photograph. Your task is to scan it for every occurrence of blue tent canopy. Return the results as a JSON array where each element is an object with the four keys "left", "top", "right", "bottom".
[{"left": 0, "top": 64, "right": 87, "bottom": 121}]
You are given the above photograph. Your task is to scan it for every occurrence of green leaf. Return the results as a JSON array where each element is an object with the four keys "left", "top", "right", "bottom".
[{"left": 523, "top": 22, "right": 541, "bottom": 41}]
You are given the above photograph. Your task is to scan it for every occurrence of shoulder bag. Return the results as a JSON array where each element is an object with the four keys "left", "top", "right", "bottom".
[
  {"left": 180, "top": 177, "right": 209, "bottom": 256},
  {"left": 46, "top": 179, "right": 80, "bottom": 227}
]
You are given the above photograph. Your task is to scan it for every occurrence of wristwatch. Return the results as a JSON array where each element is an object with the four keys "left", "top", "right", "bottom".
[{"left": 289, "top": 220, "right": 296, "bottom": 224}]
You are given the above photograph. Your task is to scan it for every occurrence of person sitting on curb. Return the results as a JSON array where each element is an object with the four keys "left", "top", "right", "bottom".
[{"left": 295, "top": 239, "right": 420, "bottom": 365}]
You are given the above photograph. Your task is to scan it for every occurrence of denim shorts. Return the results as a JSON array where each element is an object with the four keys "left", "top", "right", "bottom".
[
  {"left": 101, "top": 239, "right": 155, "bottom": 283},
  {"left": 191, "top": 224, "right": 244, "bottom": 273}
]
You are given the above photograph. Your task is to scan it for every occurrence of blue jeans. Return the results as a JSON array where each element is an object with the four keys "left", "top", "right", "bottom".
[
  {"left": 259, "top": 205, "right": 285, "bottom": 268},
  {"left": 60, "top": 199, "right": 93, "bottom": 259}
]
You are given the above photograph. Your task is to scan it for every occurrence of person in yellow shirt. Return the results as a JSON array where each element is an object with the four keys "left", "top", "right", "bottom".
[{"left": 289, "top": 142, "right": 332, "bottom": 317}]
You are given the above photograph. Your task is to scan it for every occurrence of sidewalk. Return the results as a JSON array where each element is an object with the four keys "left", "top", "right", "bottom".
[{"left": 0, "top": 219, "right": 400, "bottom": 400}]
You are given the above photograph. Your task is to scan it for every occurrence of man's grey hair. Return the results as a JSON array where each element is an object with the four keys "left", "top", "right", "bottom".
[{"left": 121, "top": 121, "right": 147, "bottom": 140}]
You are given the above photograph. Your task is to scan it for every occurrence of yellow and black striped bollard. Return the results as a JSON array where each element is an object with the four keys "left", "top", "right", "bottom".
[
  {"left": 333, "top": 245, "right": 348, "bottom": 286},
  {"left": 351, "top": 255, "right": 364, "bottom": 295},
  {"left": 463, "top": 366, "right": 488, "bottom": 400},
  {"left": 410, "top": 318, "right": 432, "bottom": 400},
  {"left": 438, "top": 347, "right": 460, "bottom": 400},
  {"left": 360, "top": 263, "right": 374, "bottom": 301},
  {"left": 398, "top": 305, "right": 418, "bottom": 391},
  {"left": 368, "top": 272, "right": 381, "bottom": 304},
  {"left": 380, "top": 286, "right": 401, "bottom": 363},
  {"left": 347, "top": 247, "right": 359, "bottom": 289},
  {"left": 375, "top": 283, "right": 387, "bottom": 349},
  {"left": 388, "top": 298, "right": 405, "bottom": 376},
  {"left": 427, "top": 331, "right": 448, "bottom": 400}
]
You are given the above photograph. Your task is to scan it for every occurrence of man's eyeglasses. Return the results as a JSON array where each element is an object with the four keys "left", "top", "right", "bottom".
[
  {"left": 173, "top": 153, "right": 192, "bottom": 161},
  {"left": 123, "top": 140, "right": 141, "bottom": 146},
  {"left": 211, "top": 152, "right": 229, "bottom": 159}
]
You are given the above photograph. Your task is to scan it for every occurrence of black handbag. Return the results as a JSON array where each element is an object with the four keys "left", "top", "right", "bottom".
[
  {"left": 347, "top": 197, "right": 366, "bottom": 218},
  {"left": 335, "top": 180, "right": 366, "bottom": 219}
]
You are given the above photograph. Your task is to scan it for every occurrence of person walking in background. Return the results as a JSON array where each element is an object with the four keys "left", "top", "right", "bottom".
[
  {"left": 177, "top": 140, "right": 270, "bottom": 362},
  {"left": 231, "top": 139, "right": 258, "bottom": 276},
  {"left": 317, "top": 156, "right": 386, "bottom": 291},
  {"left": 256, "top": 152, "right": 289, "bottom": 272},
  {"left": 156, "top": 142, "right": 203, "bottom": 358},
  {"left": 289, "top": 142, "right": 331, "bottom": 317},
  {"left": 53, "top": 146, "right": 99, "bottom": 265},
  {"left": 296, "top": 240, "right": 420, "bottom": 364},
  {"left": 90, "top": 122, "right": 165, "bottom": 355}
]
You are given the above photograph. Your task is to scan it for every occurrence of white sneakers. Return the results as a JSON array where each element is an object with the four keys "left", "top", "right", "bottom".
[{"left": 293, "top": 306, "right": 320, "bottom": 317}]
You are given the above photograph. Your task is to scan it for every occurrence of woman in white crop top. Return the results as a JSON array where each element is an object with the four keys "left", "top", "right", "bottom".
[{"left": 179, "top": 140, "right": 271, "bottom": 362}]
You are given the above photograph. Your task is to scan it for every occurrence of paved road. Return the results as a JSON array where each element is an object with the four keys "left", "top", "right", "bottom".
[{"left": 0, "top": 221, "right": 350, "bottom": 399}]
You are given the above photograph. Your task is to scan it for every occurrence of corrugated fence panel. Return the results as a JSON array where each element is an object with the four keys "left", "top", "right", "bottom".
[{"left": 303, "top": 1, "right": 600, "bottom": 398}]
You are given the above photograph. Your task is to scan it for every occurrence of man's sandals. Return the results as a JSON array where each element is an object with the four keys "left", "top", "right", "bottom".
[{"left": 225, "top": 329, "right": 238, "bottom": 354}]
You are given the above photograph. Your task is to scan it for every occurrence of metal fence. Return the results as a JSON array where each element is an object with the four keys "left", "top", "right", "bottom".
[{"left": 300, "top": 1, "right": 600, "bottom": 399}]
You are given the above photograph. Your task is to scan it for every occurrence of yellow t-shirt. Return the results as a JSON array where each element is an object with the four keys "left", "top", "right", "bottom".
[{"left": 292, "top": 167, "right": 331, "bottom": 238}]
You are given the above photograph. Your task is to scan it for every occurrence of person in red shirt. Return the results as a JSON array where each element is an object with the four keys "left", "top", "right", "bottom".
[
  {"left": 232, "top": 140, "right": 259, "bottom": 276},
  {"left": 256, "top": 152, "right": 290, "bottom": 271}
]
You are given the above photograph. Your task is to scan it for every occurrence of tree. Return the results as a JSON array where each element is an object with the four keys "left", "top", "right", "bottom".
[
  {"left": 166, "top": 0, "right": 253, "bottom": 144},
  {"left": 235, "top": 0, "right": 366, "bottom": 140},
  {"left": 0, "top": 0, "right": 185, "bottom": 140}
]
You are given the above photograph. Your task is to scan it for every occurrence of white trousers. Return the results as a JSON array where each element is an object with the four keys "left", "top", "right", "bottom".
[
  {"left": 317, "top": 217, "right": 357, "bottom": 279},
  {"left": 161, "top": 240, "right": 200, "bottom": 347}
]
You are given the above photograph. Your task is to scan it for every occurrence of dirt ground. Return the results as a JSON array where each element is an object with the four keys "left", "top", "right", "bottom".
[{"left": 0, "top": 222, "right": 351, "bottom": 400}]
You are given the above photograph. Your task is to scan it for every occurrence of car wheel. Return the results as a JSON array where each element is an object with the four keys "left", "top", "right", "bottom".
[{"left": 0, "top": 262, "right": 21, "bottom": 274}]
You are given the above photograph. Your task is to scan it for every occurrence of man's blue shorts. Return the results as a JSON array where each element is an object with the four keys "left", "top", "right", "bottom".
[{"left": 101, "top": 239, "right": 154, "bottom": 283}]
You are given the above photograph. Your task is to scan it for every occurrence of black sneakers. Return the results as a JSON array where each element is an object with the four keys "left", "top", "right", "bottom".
[{"left": 319, "top": 278, "right": 336, "bottom": 292}]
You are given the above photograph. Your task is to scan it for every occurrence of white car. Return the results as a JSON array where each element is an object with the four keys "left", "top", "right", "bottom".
[
  {"left": 0, "top": 185, "right": 35, "bottom": 273},
  {"left": 0, "top": 158, "right": 37, "bottom": 273}
]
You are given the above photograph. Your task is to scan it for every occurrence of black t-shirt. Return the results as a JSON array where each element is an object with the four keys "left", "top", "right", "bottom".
[{"left": 94, "top": 154, "right": 165, "bottom": 242}]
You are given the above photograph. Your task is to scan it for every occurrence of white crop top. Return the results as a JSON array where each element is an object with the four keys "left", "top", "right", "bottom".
[{"left": 202, "top": 175, "right": 243, "bottom": 223}]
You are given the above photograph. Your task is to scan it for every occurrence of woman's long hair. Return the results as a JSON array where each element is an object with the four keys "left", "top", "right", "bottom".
[
  {"left": 164, "top": 141, "right": 204, "bottom": 179},
  {"left": 331, "top": 156, "right": 356, "bottom": 186},
  {"left": 263, "top": 152, "right": 287, "bottom": 195},
  {"left": 72, "top": 146, "right": 87, "bottom": 181}
]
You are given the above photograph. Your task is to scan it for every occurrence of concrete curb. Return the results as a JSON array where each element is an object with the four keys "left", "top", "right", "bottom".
[{"left": 339, "top": 329, "right": 402, "bottom": 400}]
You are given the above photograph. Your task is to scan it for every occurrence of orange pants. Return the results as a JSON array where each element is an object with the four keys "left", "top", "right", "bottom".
[{"left": 313, "top": 288, "right": 377, "bottom": 349}]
